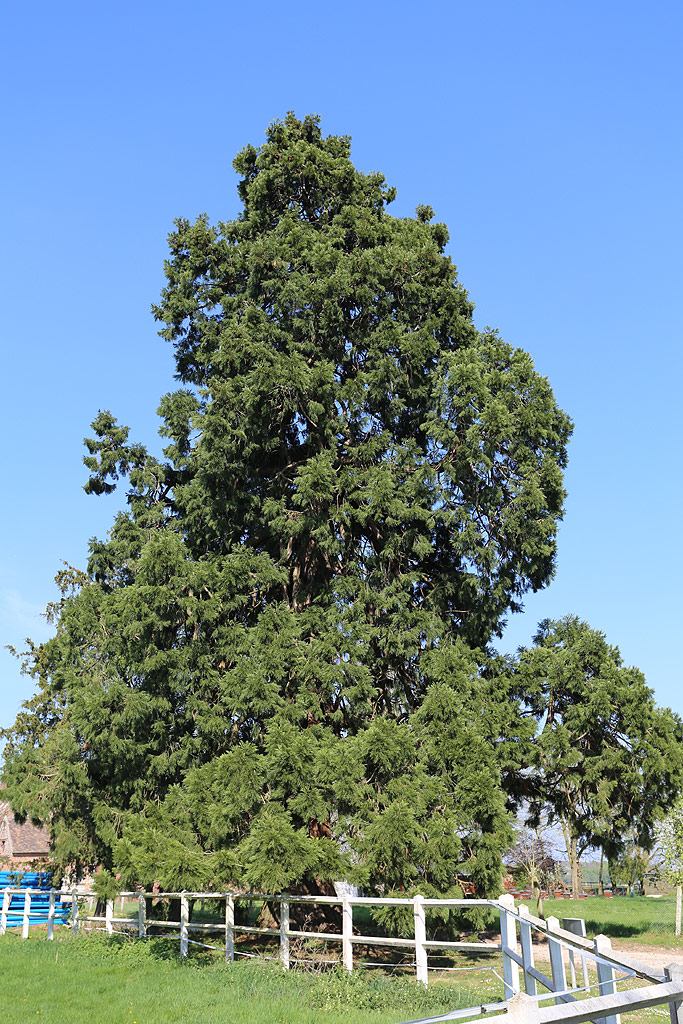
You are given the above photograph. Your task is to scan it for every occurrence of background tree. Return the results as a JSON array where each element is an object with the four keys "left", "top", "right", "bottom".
[
  {"left": 506, "top": 817, "right": 559, "bottom": 917},
  {"left": 608, "top": 838, "right": 659, "bottom": 896},
  {"left": 517, "top": 615, "right": 683, "bottom": 898},
  {"left": 2, "top": 113, "right": 572, "bottom": 896},
  {"left": 657, "top": 802, "right": 683, "bottom": 936}
]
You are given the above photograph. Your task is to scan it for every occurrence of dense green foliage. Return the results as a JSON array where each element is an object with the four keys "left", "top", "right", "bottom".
[
  {"left": 2, "top": 114, "right": 574, "bottom": 895},
  {"left": 517, "top": 616, "right": 683, "bottom": 896}
]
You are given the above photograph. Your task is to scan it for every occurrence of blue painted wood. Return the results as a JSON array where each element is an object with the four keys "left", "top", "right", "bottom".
[{"left": 0, "top": 871, "right": 71, "bottom": 928}]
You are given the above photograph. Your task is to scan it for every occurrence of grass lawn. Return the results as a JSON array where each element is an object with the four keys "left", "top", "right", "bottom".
[
  {"left": 0, "top": 932, "right": 498, "bottom": 1024},
  {"left": 514, "top": 895, "right": 682, "bottom": 948},
  {"left": 3, "top": 897, "right": 679, "bottom": 1024}
]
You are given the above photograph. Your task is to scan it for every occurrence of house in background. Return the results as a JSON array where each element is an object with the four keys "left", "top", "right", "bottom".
[{"left": 0, "top": 799, "right": 50, "bottom": 871}]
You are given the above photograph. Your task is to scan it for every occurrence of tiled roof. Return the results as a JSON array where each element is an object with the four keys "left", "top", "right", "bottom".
[{"left": 0, "top": 800, "right": 50, "bottom": 857}]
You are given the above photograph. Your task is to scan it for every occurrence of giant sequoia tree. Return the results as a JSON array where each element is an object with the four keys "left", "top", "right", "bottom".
[{"left": 3, "top": 114, "right": 572, "bottom": 896}]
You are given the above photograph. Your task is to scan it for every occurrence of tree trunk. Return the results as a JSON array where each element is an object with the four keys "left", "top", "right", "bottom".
[
  {"left": 561, "top": 821, "right": 581, "bottom": 898},
  {"left": 598, "top": 849, "right": 604, "bottom": 896},
  {"left": 571, "top": 845, "right": 581, "bottom": 898},
  {"left": 168, "top": 898, "right": 181, "bottom": 925},
  {"left": 534, "top": 884, "right": 544, "bottom": 919},
  {"left": 146, "top": 896, "right": 181, "bottom": 923}
]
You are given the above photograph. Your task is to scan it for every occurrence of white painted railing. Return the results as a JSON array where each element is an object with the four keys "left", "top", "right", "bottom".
[
  {"left": 80, "top": 890, "right": 496, "bottom": 978},
  {"left": 415, "top": 897, "right": 683, "bottom": 1024},
  {"left": 0, "top": 886, "right": 496, "bottom": 974},
  {"left": 2, "top": 887, "right": 682, "bottom": 1024}
]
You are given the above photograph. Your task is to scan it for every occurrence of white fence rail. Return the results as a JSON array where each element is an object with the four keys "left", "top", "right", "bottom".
[
  {"left": 1, "top": 887, "right": 682, "bottom": 1024},
  {"left": 0, "top": 887, "right": 496, "bottom": 970}
]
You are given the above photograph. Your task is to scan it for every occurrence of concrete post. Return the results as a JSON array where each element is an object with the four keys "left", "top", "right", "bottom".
[
  {"left": 594, "top": 933, "right": 620, "bottom": 1024},
  {"left": 0, "top": 889, "right": 9, "bottom": 935},
  {"left": 506, "top": 991, "right": 541, "bottom": 1024},
  {"left": 225, "top": 894, "right": 235, "bottom": 963},
  {"left": 413, "top": 894, "right": 428, "bottom": 986},
  {"left": 72, "top": 891, "right": 79, "bottom": 937},
  {"left": 138, "top": 892, "right": 146, "bottom": 938},
  {"left": 180, "top": 894, "right": 189, "bottom": 957},
  {"left": 518, "top": 904, "right": 537, "bottom": 995},
  {"left": 342, "top": 896, "right": 353, "bottom": 973},
  {"left": 562, "top": 917, "right": 589, "bottom": 991},
  {"left": 22, "top": 890, "right": 31, "bottom": 939},
  {"left": 47, "top": 889, "right": 55, "bottom": 941},
  {"left": 664, "top": 963, "right": 683, "bottom": 1024},
  {"left": 280, "top": 897, "right": 290, "bottom": 970},
  {"left": 546, "top": 916, "right": 567, "bottom": 1006},
  {"left": 499, "top": 893, "right": 521, "bottom": 999}
]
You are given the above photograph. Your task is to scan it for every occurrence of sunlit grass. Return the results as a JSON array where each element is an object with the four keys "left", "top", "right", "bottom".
[
  {"left": 0, "top": 931, "right": 495, "bottom": 1024},
  {"left": 4, "top": 896, "right": 680, "bottom": 1024},
  {"left": 515, "top": 896, "right": 682, "bottom": 947}
]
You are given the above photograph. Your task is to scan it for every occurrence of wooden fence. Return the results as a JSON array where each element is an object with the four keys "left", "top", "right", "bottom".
[{"left": 2, "top": 888, "right": 682, "bottom": 1024}]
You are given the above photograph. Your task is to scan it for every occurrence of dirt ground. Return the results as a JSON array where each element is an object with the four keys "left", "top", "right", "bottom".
[
  {"left": 591, "top": 941, "right": 682, "bottom": 972},
  {"left": 528, "top": 937, "right": 682, "bottom": 972}
]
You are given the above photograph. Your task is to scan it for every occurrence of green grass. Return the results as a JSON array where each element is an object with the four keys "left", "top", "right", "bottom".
[
  {"left": 515, "top": 895, "right": 682, "bottom": 947},
  {"left": 0, "top": 932, "right": 498, "bottom": 1024},
  {"left": 4, "top": 897, "right": 678, "bottom": 1024}
]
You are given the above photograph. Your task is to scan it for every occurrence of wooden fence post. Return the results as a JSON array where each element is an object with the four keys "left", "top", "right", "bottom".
[
  {"left": 499, "top": 893, "right": 520, "bottom": 999},
  {"left": 22, "top": 890, "right": 31, "bottom": 939},
  {"left": 280, "top": 896, "right": 290, "bottom": 970},
  {"left": 664, "top": 963, "right": 683, "bottom": 1024},
  {"left": 594, "top": 933, "right": 620, "bottom": 1024},
  {"left": 72, "top": 891, "right": 79, "bottom": 937},
  {"left": 1, "top": 888, "right": 9, "bottom": 935},
  {"left": 180, "top": 894, "right": 189, "bottom": 958},
  {"left": 676, "top": 887, "right": 682, "bottom": 938},
  {"left": 225, "top": 894, "right": 234, "bottom": 963},
  {"left": 47, "top": 889, "right": 55, "bottom": 941},
  {"left": 546, "top": 916, "right": 567, "bottom": 1005},
  {"left": 506, "top": 991, "right": 541, "bottom": 1024},
  {"left": 518, "top": 904, "right": 537, "bottom": 995},
  {"left": 342, "top": 896, "right": 353, "bottom": 973},
  {"left": 413, "top": 894, "right": 428, "bottom": 986},
  {"left": 105, "top": 898, "right": 114, "bottom": 936},
  {"left": 138, "top": 893, "right": 146, "bottom": 938}
]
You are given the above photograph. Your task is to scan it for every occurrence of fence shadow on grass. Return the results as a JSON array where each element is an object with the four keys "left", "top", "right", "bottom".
[{"left": 582, "top": 920, "right": 642, "bottom": 938}]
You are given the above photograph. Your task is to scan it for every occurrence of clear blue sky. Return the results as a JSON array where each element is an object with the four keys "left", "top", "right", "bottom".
[{"left": 1, "top": 0, "right": 681, "bottom": 731}]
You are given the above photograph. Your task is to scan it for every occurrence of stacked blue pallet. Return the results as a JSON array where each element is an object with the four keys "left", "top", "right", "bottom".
[{"left": 0, "top": 871, "right": 71, "bottom": 927}]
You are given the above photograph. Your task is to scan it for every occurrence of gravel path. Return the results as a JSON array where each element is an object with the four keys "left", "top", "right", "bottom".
[
  {"left": 598, "top": 942, "right": 682, "bottom": 972},
  {"left": 528, "top": 938, "right": 683, "bottom": 973}
]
